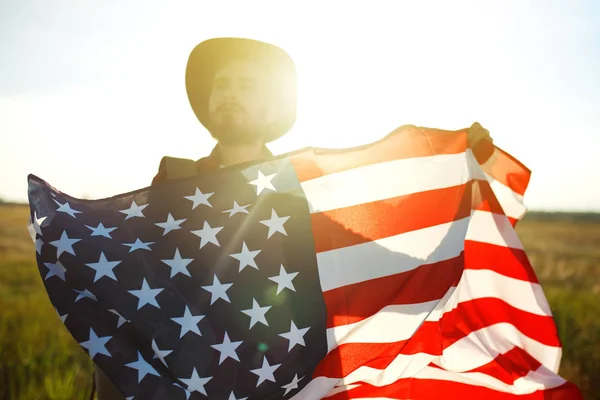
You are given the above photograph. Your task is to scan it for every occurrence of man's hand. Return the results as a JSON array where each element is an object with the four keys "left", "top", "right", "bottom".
[{"left": 467, "top": 122, "right": 493, "bottom": 148}]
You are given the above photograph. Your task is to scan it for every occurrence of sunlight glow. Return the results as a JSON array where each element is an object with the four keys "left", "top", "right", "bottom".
[{"left": 1, "top": 1, "right": 599, "bottom": 211}]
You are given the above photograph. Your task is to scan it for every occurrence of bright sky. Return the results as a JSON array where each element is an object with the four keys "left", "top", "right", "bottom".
[{"left": 1, "top": 1, "right": 599, "bottom": 211}]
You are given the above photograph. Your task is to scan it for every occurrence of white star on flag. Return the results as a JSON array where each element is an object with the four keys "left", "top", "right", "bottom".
[
  {"left": 27, "top": 213, "right": 44, "bottom": 241},
  {"left": 86, "top": 223, "right": 117, "bottom": 238},
  {"left": 74, "top": 289, "right": 97, "bottom": 302},
  {"left": 282, "top": 374, "right": 304, "bottom": 396},
  {"left": 161, "top": 248, "right": 193, "bottom": 278},
  {"left": 248, "top": 170, "right": 276, "bottom": 195},
  {"left": 279, "top": 321, "right": 310, "bottom": 352},
  {"left": 184, "top": 187, "right": 213, "bottom": 209},
  {"left": 53, "top": 199, "right": 82, "bottom": 218},
  {"left": 128, "top": 278, "right": 163, "bottom": 310},
  {"left": 259, "top": 209, "right": 290, "bottom": 238},
  {"left": 50, "top": 230, "right": 81, "bottom": 258},
  {"left": 155, "top": 213, "right": 186, "bottom": 236},
  {"left": 229, "top": 391, "right": 248, "bottom": 400},
  {"left": 27, "top": 220, "right": 36, "bottom": 242},
  {"left": 119, "top": 200, "right": 148, "bottom": 220},
  {"left": 125, "top": 351, "right": 160, "bottom": 383},
  {"left": 32, "top": 211, "right": 47, "bottom": 236},
  {"left": 151, "top": 339, "right": 173, "bottom": 366},
  {"left": 191, "top": 221, "right": 223, "bottom": 249},
  {"left": 222, "top": 201, "right": 251, "bottom": 217},
  {"left": 43, "top": 261, "right": 67, "bottom": 281},
  {"left": 250, "top": 356, "right": 281, "bottom": 387},
  {"left": 201, "top": 275, "right": 232, "bottom": 305},
  {"left": 180, "top": 368, "right": 212, "bottom": 395},
  {"left": 230, "top": 242, "right": 261, "bottom": 272},
  {"left": 268, "top": 264, "right": 298, "bottom": 295},
  {"left": 55, "top": 307, "right": 68, "bottom": 323},
  {"left": 123, "top": 238, "right": 154, "bottom": 252},
  {"left": 108, "top": 309, "right": 127, "bottom": 328},
  {"left": 171, "top": 306, "right": 204, "bottom": 338},
  {"left": 85, "top": 252, "right": 121, "bottom": 282},
  {"left": 79, "top": 328, "right": 112, "bottom": 359},
  {"left": 35, "top": 238, "right": 44, "bottom": 255},
  {"left": 241, "top": 298, "right": 271, "bottom": 329},
  {"left": 211, "top": 332, "right": 242, "bottom": 364}
]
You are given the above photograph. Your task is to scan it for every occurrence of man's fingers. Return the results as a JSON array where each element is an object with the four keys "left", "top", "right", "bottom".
[{"left": 468, "top": 122, "right": 493, "bottom": 146}]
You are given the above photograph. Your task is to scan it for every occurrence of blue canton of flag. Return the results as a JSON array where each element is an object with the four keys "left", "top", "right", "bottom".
[{"left": 28, "top": 158, "right": 328, "bottom": 400}]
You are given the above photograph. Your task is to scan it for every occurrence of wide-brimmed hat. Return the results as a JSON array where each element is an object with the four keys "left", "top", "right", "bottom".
[{"left": 185, "top": 37, "right": 298, "bottom": 143}]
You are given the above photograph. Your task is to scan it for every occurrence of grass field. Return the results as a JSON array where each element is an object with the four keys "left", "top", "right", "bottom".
[{"left": 0, "top": 204, "right": 599, "bottom": 399}]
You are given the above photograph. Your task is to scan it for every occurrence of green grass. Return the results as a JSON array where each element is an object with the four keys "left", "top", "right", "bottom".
[
  {"left": 0, "top": 205, "right": 598, "bottom": 399},
  {"left": 516, "top": 215, "right": 600, "bottom": 397},
  {"left": 0, "top": 205, "right": 94, "bottom": 400}
]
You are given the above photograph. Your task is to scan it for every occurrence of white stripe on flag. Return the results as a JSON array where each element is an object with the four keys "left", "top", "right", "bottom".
[
  {"left": 317, "top": 217, "right": 469, "bottom": 291},
  {"left": 302, "top": 153, "right": 470, "bottom": 213},
  {"left": 326, "top": 300, "right": 440, "bottom": 352},
  {"left": 339, "top": 352, "right": 437, "bottom": 387},
  {"left": 317, "top": 209, "right": 525, "bottom": 293},
  {"left": 465, "top": 210, "right": 523, "bottom": 249},
  {"left": 457, "top": 269, "right": 552, "bottom": 316},
  {"left": 484, "top": 172, "right": 527, "bottom": 220}
]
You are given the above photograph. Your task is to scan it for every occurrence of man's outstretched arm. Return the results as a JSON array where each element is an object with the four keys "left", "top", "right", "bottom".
[{"left": 468, "top": 121, "right": 532, "bottom": 224}]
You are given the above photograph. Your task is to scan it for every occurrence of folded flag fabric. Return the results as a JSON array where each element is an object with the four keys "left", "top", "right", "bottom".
[{"left": 27, "top": 125, "right": 582, "bottom": 399}]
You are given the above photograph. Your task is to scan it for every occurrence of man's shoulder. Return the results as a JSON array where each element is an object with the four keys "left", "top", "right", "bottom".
[{"left": 151, "top": 155, "right": 218, "bottom": 186}]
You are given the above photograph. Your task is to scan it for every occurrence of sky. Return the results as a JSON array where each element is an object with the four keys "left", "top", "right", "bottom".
[{"left": 1, "top": 0, "right": 599, "bottom": 211}]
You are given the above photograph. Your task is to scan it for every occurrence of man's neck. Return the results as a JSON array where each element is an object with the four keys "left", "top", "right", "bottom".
[{"left": 217, "top": 141, "right": 267, "bottom": 167}]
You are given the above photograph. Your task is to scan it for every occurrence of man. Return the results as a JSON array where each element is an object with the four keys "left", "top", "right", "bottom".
[
  {"left": 94, "top": 36, "right": 493, "bottom": 399},
  {"left": 94, "top": 36, "right": 299, "bottom": 400},
  {"left": 151, "top": 37, "right": 298, "bottom": 184}
]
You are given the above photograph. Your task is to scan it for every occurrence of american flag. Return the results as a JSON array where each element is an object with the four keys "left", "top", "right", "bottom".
[{"left": 27, "top": 125, "right": 582, "bottom": 399}]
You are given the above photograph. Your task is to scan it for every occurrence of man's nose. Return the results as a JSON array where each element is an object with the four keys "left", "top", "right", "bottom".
[{"left": 222, "top": 87, "right": 238, "bottom": 101}]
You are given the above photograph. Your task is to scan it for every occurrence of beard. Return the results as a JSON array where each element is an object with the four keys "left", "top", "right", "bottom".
[{"left": 207, "top": 109, "right": 266, "bottom": 145}]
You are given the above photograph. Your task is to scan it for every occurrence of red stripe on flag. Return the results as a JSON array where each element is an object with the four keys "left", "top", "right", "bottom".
[
  {"left": 464, "top": 346, "right": 542, "bottom": 386},
  {"left": 311, "top": 185, "right": 471, "bottom": 253},
  {"left": 291, "top": 125, "right": 467, "bottom": 182},
  {"left": 313, "top": 322, "right": 441, "bottom": 378},
  {"left": 323, "top": 255, "right": 464, "bottom": 328},
  {"left": 473, "top": 178, "right": 524, "bottom": 227},
  {"left": 472, "top": 179, "right": 508, "bottom": 215},
  {"left": 465, "top": 241, "right": 539, "bottom": 283},
  {"left": 440, "top": 298, "right": 561, "bottom": 348},
  {"left": 473, "top": 140, "right": 531, "bottom": 196}
]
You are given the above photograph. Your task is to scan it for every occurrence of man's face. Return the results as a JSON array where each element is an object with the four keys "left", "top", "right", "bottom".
[{"left": 207, "top": 59, "right": 273, "bottom": 145}]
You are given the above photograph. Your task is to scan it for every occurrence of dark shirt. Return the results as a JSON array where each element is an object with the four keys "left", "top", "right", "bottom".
[{"left": 151, "top": 145, "right": 274, "bottom": 186}]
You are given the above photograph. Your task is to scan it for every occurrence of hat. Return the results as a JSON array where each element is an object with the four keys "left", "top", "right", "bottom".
[{"left": 185, "top": 37, "right": 298, "bottom": 143}]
